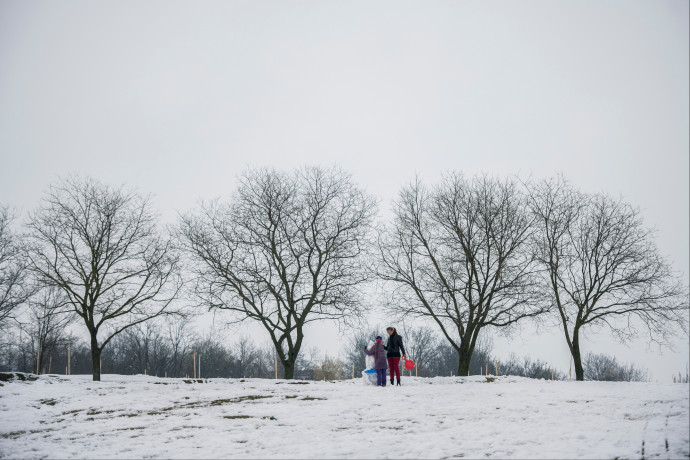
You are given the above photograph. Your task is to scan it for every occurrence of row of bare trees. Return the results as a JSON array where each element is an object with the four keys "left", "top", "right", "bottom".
[
  {"left": 377, "top": 174, "right": 687, "bottom": 380},
  {"left": 0, "top": 168, "right": 687, "bottom": 381}
]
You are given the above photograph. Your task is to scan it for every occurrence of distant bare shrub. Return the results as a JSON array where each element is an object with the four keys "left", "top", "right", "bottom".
[
  {"left": 314, "top": 355, "right": 346, "bottom": 381},
  {"left": 583, "top": 353, "right": 648, "bottom": 382},
  {"left": 497, "top": 353, "right": 564, "bottom": 380}
]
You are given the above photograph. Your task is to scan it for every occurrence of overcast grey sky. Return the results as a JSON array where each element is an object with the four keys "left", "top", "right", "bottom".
[{"left": 1, "top": 0, "right": 688, "bottom": 380}]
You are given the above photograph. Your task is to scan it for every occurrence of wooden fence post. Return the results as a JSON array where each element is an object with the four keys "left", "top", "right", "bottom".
[
  {"left": 49, "top": 356, "right": 52, "bottom": 374},
  {"left": 274, "top": 356, "right": 277, "bottom": 379},
  {"left": 198, "top": 355, "right": 201, "bottom": 379},
  {"left": 352, "top": 361, "right": 355, "bottom": 379},
  {"left": 193, "top": 352, "right": 196, "bottom": 379},
  {"left": 67, "top": 341, "right": 71, "bottom": 376}
]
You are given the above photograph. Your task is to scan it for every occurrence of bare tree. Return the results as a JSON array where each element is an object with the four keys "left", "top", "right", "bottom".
[
  {"left": 402, "top": 326, "right": 439, "bottom": 377},
  {"left": 496, "top": 354, "right": 563, "bottom": 380},
  {"left": 167, "top": 316, "right": 195, "bottom": 377},
  {"left": 179, "top": 166, "right": 376, "bottom": 379},
  {"left": 17, "top": 287, "right": 74, "bottom": 374},
  {"left": 583, "top": 353, "right": 648, "bottom": 382},
  {"left": 528, "top": 177, "right": 689, "bottom": 380},
  {"left": 115, "top": 322, "right": 172, "bottom": 376},
  {"left": 25, "top": 176, "right": 183, "bottom": 381},
  {"left": 377, "top": 174, "right": 544, "bottom": 376},
  {"left": 233, "top": 335, "right": 260, "bottom": 378},
  {"left": 193, "top": 332, "right": 235, "bottom": 378},
  {"left": 0, "top": 206, "right": 31, "bottom": 329},
  {"left": 314, "top": 355, "right": 346, "bottom": 381}
]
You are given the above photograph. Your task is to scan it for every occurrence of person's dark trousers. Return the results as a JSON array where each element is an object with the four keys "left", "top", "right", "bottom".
[
  {"left": 376, "top": 369, "right": 386, "bottom": 386},
  {"left": 388, "top": 357, "right": 401, "bottom": 384}
]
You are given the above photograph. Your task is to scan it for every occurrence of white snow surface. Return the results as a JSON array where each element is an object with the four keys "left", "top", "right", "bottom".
[{"left": 0, "top": 374, "right": 688, "bottom": 459}]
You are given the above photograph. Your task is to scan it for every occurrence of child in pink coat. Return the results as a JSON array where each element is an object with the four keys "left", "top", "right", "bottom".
[{"left": 364, "top": 336, "right": 388, "bottom": 386}]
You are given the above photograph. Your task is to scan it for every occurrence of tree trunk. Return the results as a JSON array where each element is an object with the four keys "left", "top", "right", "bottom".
[
  {"left": 283, "top": 360, "right": 295, "bottom": 379},
  {"left": 457, "top": 341, "right": 472, "bottom": 376},
  {"left": 278, "top": 336, "right": 301, "bottom": 380},
  {"left": 571, "top": 336, "right": 584, "bottom": 381},
  {"left": 90, "top": 333, "right": 101, "bottom": 381}
]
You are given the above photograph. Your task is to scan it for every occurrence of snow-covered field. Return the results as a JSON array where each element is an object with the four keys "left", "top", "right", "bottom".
[{"left": 0, "top": 373, "right": 687, "bottom": 459}]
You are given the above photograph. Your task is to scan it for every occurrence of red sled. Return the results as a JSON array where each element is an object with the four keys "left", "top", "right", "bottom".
[{"left": 403, "top": 357, "right": 415, "bottom": 370}]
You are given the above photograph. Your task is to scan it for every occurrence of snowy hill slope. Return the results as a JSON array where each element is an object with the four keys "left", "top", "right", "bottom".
[{"left": 0, "top": 374, "right": 687, "bottom": 459}]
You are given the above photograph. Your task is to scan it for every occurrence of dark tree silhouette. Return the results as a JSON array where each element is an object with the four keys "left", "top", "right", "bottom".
[
  {"left": 25, "top": 177, "right": 182, "bottom": 381},
  {"left": 377, "top": 174, "right": 544, "bottom": 376},
  {"left": 528, "top": 177, "right": 689, "bottom": 380},
  {"left": 17, "top": 287, "right": 75, "bottom": 374},
  {"left": 179, "top": 167, "right": 376, "bottom": 379}
]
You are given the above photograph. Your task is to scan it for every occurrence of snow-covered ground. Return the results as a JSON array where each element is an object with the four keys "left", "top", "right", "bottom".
[{"left": 0, "top": 373, "right": 687, "bottom": 459}]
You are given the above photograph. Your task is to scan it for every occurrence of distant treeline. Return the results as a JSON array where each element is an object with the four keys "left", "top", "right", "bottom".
[{"left": 0, "top": 318, "right": 647, "bottom": 381}]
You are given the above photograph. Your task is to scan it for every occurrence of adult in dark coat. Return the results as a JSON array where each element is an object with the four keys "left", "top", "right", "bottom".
[{"left": 384, "top": 327, "right": 407, "bottom": 386}]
